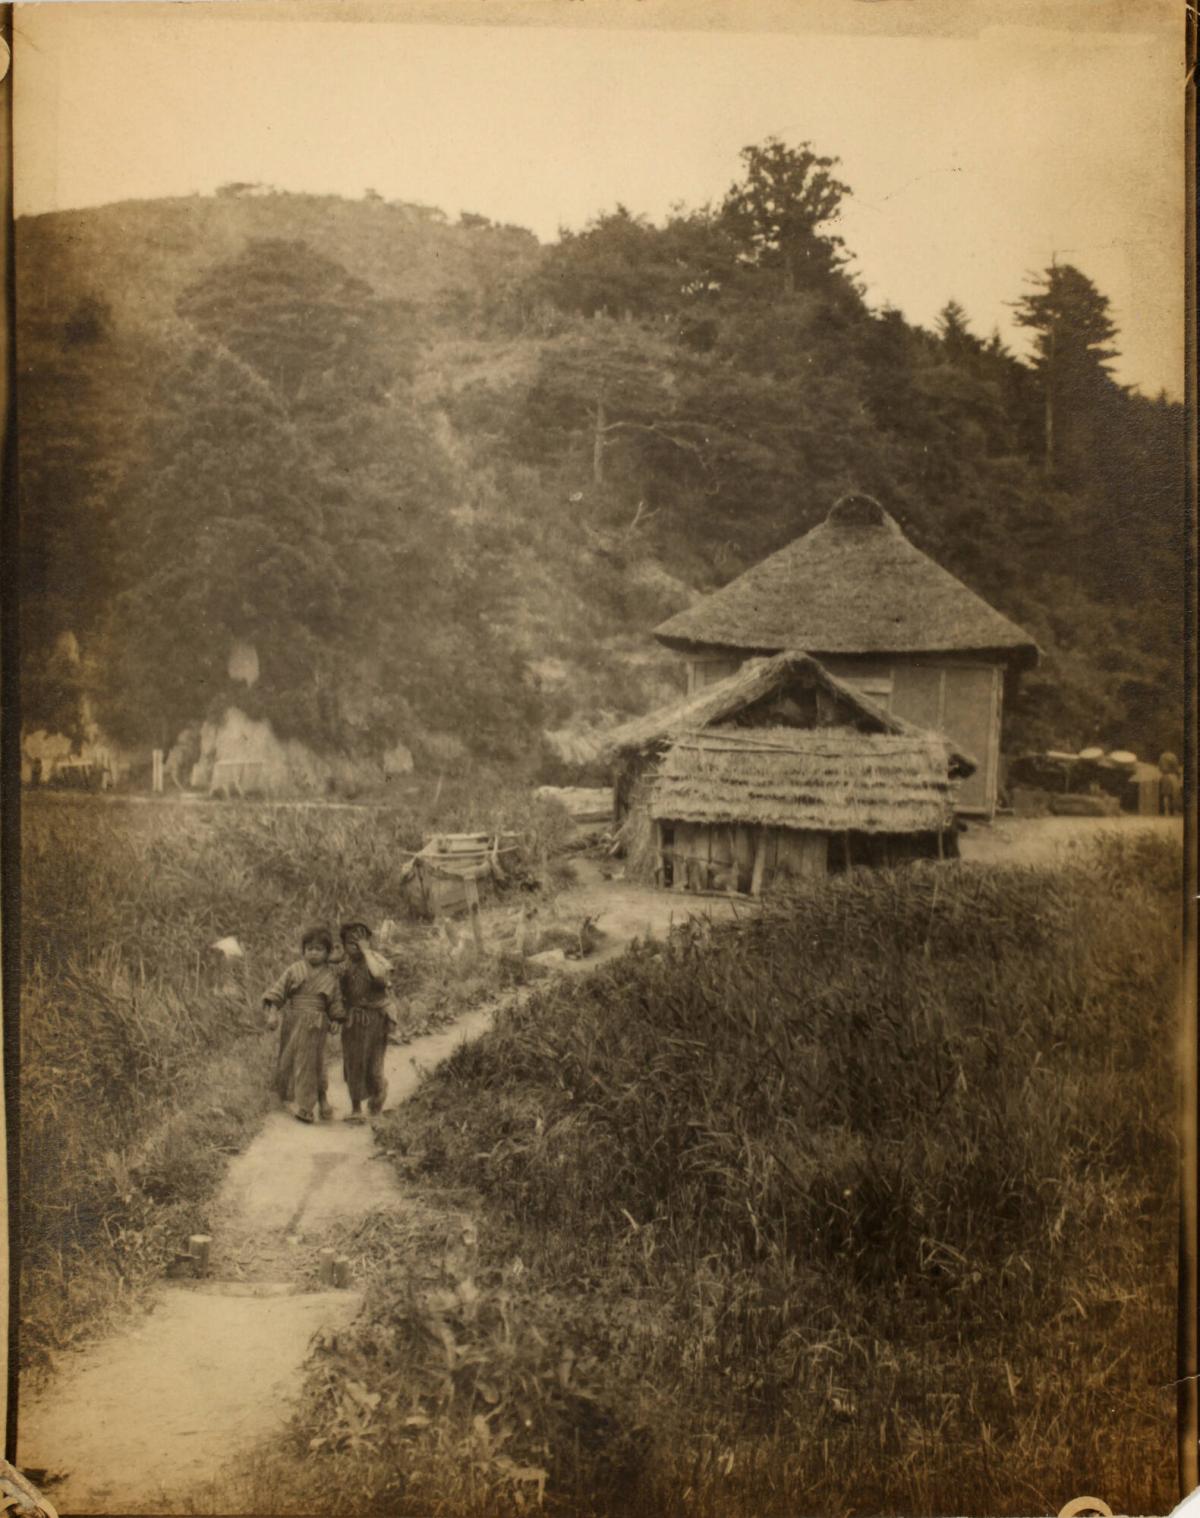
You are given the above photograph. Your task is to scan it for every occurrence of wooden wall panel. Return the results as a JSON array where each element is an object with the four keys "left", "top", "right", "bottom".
[
  {"left": 672, "top": 822, "right": 692, "bottom": 892},
  {"left": 708, "top": 826, "right": 736, "bottom": 893},
  {"left": 773, "top": 829, "right": 828, "bottom": 882},
  {"left": 891, "top": 661, "right": 943, "bottom": 732},
  {"left": 733, "top": 826, "right": 756, "bottom": 894},
  {"left": 942, "top": 664, "right": 1000, "bottom": 813}
]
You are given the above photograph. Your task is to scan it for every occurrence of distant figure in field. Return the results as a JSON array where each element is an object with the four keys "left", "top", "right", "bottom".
[
  {"left": 1158, "top": 752, "right": 1182, "bottom": 817},
  {"left": 338, "top": 920, "right": 397, "bottom": 1122},
  {"left": 262, "top": 925, "right": 345, "bottom": 1124},
  {"left": 164, "top": 725, "right": 201, "bottom": 791}
]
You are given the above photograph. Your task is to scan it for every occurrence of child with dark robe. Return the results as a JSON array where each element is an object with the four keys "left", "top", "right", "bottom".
[
  {"left": 262, "top": 925, "right": 345, "bottom": 1124},
  {"left": 338, "top": 920, "right": 397, "bottom": 1121}
]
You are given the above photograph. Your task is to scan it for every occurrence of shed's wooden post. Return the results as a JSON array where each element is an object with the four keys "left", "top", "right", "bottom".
[
  {"left": 750, "top": 831, "right": 767, "bottom": 897},
  {"left": 673, "top": 824, "right": 689, "bottom": 892}
]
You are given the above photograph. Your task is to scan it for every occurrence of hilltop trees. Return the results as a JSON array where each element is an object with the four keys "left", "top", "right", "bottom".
[
  {"left": 530, "top": 205, "right": 741, "bottom": 332},
  {"left": 16, "top": 163, "right": 1185, "bottom": 769},
  {"left": 720, "top": 138, "right": 854, "bottom": 298}
]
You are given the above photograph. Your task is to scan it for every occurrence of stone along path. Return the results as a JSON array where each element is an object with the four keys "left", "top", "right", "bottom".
[{"left": 17, "top": 1007, "right": 495, "bottom": 1515}]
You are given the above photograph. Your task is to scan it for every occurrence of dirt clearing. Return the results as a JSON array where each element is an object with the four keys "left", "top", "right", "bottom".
[{"left": 958, "top": 813, "right": 1179, "bottom": 868}]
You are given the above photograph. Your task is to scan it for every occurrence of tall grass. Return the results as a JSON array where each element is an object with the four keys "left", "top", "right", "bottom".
[
  {"left": 19, "top": 782, "right": 558, "bottom": 1370},
  {"left": 322, "top": 833, "right": 1183, "bottom": 1516}
]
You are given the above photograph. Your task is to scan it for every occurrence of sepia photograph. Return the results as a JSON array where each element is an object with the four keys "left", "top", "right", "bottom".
[{"left": 7, "top": 2, "right": 1194, "bottom": 1514}]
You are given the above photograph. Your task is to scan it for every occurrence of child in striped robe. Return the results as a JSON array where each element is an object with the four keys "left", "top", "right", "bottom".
[{"left": 262, "top": 925, "right": 345, "bottom": 1123}]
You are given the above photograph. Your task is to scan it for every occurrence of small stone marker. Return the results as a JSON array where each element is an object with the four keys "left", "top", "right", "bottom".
[
  {"left": 189, "top": 1235, "right": 212, "bottom": 1275},
  {"left": 318, "top": 1247, "right": 336, "bottom": 1286},
  {"left": 333, "top": 1256, "right": 351, "bottom": 1288}
]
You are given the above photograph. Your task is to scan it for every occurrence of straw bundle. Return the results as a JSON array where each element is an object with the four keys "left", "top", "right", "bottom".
[{"left": 613, "top": 772, "right": 661, "bottom": 884}]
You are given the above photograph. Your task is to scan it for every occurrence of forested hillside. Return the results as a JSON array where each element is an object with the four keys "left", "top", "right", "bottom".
[{"left": 18, "top": 147, "right": 1185, "bottom": 779}]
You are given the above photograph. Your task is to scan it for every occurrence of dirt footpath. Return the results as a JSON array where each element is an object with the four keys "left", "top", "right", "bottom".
[{"left": 17, "top": 1009, "right": 494, "bottom": 1515}]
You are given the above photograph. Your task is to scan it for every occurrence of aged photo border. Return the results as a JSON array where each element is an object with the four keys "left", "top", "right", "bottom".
[{"left": 1, "top": 2, "right": 1196, "bottom": 1512}]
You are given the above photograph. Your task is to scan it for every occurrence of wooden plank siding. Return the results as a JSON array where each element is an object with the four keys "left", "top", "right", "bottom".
[
  {"left": 941, "top": 663, "right": 1000, "bottom": 814},
  {"left": 672, "top": 822, "right": 692, "bottom": 892},
  {"left": 663, "top": 822, "right": 833, "bottom": 896},
  {"left": 826, "top": 654, "right": 1003, "bottom": 817},
  {"left": 686, "top": 657, "right": 745, "bottom": 695},
  {"left": 707, "top": 826, "right": 736, "bottom": 893},
  {"left": 732, "top": 825, "right": 756, "bottom": 894},
  {"left": 773, "top": 828, "right": 828, "bottom": 881}
]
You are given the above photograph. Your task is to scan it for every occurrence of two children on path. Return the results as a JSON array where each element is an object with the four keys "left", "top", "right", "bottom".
[{"left": 261, "top": 920, "right": 397, "bottom": 1124}]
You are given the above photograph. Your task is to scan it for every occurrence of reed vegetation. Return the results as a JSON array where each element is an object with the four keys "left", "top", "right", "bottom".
[{"left": 319, "top": 832, "right": 1181, "bottom": 1516}]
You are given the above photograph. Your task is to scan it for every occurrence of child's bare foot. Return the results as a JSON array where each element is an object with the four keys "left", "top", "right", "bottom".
[
  {"left": 294, "top": 1109, "right": 314, "bottom": 1124},
  {"left": 318, "top": 1102, "right": 334, "bottom": 1121},
  {"left": 345, "top": 1106, "right": 364, "bottom": 1124}
]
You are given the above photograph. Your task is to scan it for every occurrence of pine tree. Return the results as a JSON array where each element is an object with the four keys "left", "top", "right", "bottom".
[
  {"left": 1012, "top": 261, "right": 1119, "bottom": 471},
  {"left": 936, "top": 300, "right": 979, "bottom": 359}
]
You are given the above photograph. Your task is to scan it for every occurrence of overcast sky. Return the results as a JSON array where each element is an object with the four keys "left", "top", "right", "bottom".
[{"left": 14, "top": 1, "right": 1186, "bottom": 396}]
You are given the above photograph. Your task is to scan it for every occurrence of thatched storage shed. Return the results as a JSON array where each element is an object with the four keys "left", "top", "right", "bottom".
[
  {"left": 652, "top": 494, "right": 1039, "bottom": 816},
  {"left": 602, "top": 650, "right": 973, "bottom": 895},
  {"left": 651, "top": 726, "right": 963, "bottom": 893}
]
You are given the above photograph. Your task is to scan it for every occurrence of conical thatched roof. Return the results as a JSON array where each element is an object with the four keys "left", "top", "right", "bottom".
[
  {"left": 654, "top": 495, "right": 1039, "bottom": 664},
  {"left": 601, "top": 650, "right": 976, "bottom": 776},
  {"left": 650, "top": 726, "right": 960, "bottom": 835}
]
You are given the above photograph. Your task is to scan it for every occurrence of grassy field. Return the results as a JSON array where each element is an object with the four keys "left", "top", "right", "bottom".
[
  {"left": 18, "top": 784, "right": 564, "bottom": 1372},
  {"left": 296, "top": 832, "right": 1183, "bottom": 1517}
]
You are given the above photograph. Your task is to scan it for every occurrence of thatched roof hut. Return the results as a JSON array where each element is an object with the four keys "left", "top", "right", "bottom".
[
  {"left": 650, "top": 726, "right": 961, "bottom": 836},
  {"left": 654, "top": 494, "right": 1039, "bottom": 666},
  {"left": 648, "top": 495, "right": 1037, "bottom": 817},
  {"left": 606, "top": 649, "right": 973, "bottom": 893}
]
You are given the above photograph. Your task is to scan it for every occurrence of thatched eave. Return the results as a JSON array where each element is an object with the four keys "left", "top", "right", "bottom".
[
  {"left": 648, "top": 725, "right": 962, "bottom": 836},
  {"left": 601, "top": 649, "right": 976, "bottom": 778}
]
